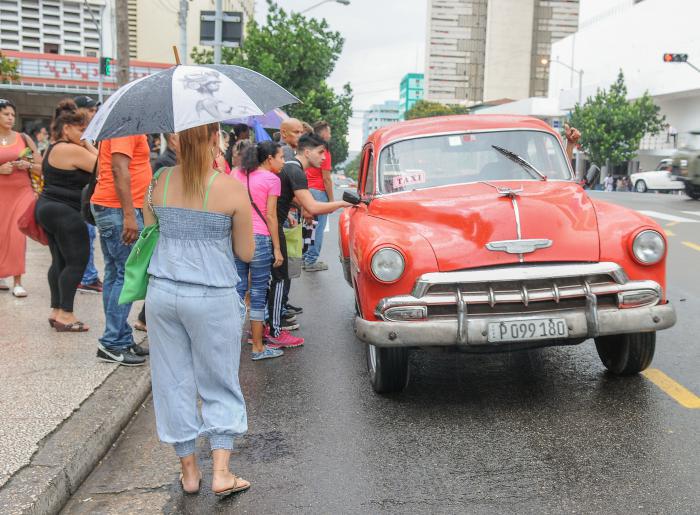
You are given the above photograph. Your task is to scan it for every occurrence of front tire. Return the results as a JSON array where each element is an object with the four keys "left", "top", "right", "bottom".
[
  {"left": 635, "top": 180, "right": 648, "bottom": 193},
  {"left": 367, "top": 344, "right": 410, "bottom": 393},
  {"left": 594, "top": 332, "right": 655, "bottom": 375},
  {"left": 686, "top": 183, "right": 700, "bottom": 200}
]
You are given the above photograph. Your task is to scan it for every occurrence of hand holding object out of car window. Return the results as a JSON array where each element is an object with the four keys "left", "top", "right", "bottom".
[{"left": 564, "top": 124, "right": 581, "bottom": 161}]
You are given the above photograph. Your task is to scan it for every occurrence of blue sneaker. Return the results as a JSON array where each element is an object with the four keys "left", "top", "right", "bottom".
[{"left": 251, "top": 346, "right": 284, "bottom": 361}]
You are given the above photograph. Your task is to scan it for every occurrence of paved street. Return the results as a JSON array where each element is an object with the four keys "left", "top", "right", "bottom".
[{"left": 62, "top": 191, "right": 699, "bottom": 514}]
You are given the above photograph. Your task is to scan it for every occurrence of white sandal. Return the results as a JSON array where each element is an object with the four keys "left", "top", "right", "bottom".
[{"left": 12, "top": 285, "right": 27, "bottom": 297}]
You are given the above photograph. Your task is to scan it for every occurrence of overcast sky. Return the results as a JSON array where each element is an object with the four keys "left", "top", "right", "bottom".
[{"left": 255, "top": 0, "right": 427, "bottom": 151}]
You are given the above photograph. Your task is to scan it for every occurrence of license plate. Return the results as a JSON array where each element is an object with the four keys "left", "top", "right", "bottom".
[{"left": 487, "top": 318, "right": 569, "bottom": 343}]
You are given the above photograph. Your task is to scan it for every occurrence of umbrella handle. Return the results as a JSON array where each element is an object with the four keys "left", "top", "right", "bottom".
[{"left": 172, "top": 45, "right": 181, "bottom": 65}]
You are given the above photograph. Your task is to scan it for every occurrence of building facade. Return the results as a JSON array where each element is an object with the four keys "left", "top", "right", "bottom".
[
  {"left": 399, "top": 73, "right": 424, "bottom": 120},
  {"left": 362, "top": 100, "right": 400, "bottom": 142},
  {"left": 549, "top": 0, "right": 700, "bottom": 172},
  {"left": 424, "top": 0, "right": 579, "bottom": 105},
  {"left": 130, "top": 0, "right": 255, "bottom": 63}
]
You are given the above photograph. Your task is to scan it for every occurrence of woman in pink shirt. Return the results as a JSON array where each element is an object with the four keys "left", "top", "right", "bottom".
[{"left": 233, "top": 141, "right": 285, "bottom": 361}]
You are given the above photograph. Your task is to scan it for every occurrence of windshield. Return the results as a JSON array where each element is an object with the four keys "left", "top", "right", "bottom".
[{"left": 377, "top": 130, "right": 571, "bottom": 194}]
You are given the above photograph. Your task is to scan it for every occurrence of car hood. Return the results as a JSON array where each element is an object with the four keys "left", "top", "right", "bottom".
[{"left": 367, "top": 181, "right": 600, "bottom": 272}]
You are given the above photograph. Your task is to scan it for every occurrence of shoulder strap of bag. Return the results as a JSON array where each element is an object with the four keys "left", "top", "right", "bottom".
[
  {"left": 246, "top": 171, "right": 270, "bottom": 231},
  {"left": 147, "top": 167, "right": 170, "bottom": 215}
]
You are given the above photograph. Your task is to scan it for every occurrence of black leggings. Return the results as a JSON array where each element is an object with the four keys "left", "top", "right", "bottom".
[{"left": 36, "top": 198, "right": 89, "bottom": 312}]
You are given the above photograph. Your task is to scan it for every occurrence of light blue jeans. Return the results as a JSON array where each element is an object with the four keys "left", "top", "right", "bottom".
[
  {"left": 146, "top": 277, "right": 247, "bottom": 457},
  {"left": 302, "top": 188, "right": 328, "bottom": 265},
  {"left": 81, "top": 222, "right": 99, "bottom": 284},
  {"left": 234, "top": 234, "right": 272, "bottom": 322}
]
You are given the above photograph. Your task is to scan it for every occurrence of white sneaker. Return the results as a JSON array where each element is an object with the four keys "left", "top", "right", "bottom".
[
  {"left": 12, "top": 285, "right": 27, "bottom": 297},
  {"left": 0, "top": 278, "right": 9, "bottom": 291}
]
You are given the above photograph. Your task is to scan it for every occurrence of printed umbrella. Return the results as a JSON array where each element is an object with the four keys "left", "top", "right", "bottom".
[
  {"left": 83, "top": 65, "right": 299, "bottom": 142},
  {"left": 225, "top": 108, "right": 290, "bottom": 129}
]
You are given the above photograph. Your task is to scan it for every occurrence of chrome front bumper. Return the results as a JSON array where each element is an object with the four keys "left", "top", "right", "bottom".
[
  {"left": 356, "top": 262, "right": 677, "bottom": 348},
  {"left": 355, "top": 303, "right": 676, "bottom": 347}
]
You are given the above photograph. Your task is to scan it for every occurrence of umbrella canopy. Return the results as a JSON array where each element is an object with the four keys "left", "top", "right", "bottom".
[
  {"left": 83, "top": 65, "right": 299, "bottom": 142},
  {"left": 251, "top": 119, "right": 272, "bottom": 142},
  {"left": 225, "top": 108, "right": 290, "bottom": 129}
]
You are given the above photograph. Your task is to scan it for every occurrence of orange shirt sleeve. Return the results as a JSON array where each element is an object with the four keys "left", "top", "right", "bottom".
[{"left": 109, "top": 136, "right": 137, "bottom": 159}]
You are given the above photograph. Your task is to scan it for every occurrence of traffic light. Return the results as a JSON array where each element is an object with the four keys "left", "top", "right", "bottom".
[
  {"left": 663, "top": 53, "right": 688, "bottom": 63},
  {"left": 99, "top": 57, "right": 112, "bottom": 76}
]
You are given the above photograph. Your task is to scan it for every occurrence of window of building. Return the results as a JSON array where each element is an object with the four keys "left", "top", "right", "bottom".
[{"left": 44, "top": 43, "right": 59, "bottom": 54}]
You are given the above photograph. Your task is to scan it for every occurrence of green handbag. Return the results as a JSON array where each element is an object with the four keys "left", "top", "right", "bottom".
[{"left": 118, "top": 167, "right": 172, "bottom": 305}]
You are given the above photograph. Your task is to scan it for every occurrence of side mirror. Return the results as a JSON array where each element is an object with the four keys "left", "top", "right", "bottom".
[
  {"left": 343, "top": 190, "right": 361, "bottom": 205},
  {"left": 583, "top": 165, "right": 600, "bottom": 189}
]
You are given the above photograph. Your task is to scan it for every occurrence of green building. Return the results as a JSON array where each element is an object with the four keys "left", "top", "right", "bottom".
[{"left": 399, "top": 73, "right": 424, "bottom": 120}]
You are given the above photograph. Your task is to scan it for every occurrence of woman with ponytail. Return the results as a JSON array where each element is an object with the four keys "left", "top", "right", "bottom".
[
  {"left": 144, "top": 122, "right": 254, "bottom": 496},
  {"left": 35, "top": 99, "right": 97, "bottom": 330},
  {"left": 233, "top": 140, "right": 286, "bottom": 361}
]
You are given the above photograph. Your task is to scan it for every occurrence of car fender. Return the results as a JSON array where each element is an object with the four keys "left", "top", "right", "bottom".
[{"left": 350, "top": 215, "right": 438, "bottom": 321}]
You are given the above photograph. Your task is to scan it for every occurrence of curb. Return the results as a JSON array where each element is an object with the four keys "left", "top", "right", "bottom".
[{"left": 0, "top": 365, "right": 152, "bottom": 515}]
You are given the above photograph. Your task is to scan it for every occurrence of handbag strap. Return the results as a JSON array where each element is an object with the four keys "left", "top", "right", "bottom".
[
  {"left": 246, "top": 171, "right": 270, "bottom": 231},
  {"left": 147, "top": 167, "right": 171, "bottom": 216}
]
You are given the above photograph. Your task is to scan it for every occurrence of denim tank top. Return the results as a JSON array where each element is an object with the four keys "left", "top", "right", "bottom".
[{"left": 147, "top": 168, "right": 240, "bottom": 288}]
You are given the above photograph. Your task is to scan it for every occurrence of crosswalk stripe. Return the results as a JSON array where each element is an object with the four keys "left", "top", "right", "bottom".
[
  {"left": 681, "top": 211, "right": 700, "bottom": 218},
  {"left": 638, "top": 210, "right": 699, "bottom": 223}
]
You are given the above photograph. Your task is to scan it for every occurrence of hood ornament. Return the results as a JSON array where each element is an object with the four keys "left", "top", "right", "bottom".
[
  {"left": 479, "top": 181, "right": 523, "bottom": 198},
  {"left": 486, "top": 239, "right": 553, "bottom": 254}
]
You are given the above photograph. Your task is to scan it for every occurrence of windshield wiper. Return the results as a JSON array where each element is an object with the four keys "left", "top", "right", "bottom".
[{"left": 491, "top": 145, "right": 548, "bottom": 181}]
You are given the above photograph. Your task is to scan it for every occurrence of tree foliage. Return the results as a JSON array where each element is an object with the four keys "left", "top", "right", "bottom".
[
  {"left": 0, "top": 51, "right": 20, "bottom": 84},
  {"left": 405, "top": 100, "right": 470, "bottom": 120},
  {"left": 343, "top": 152, "right": 361, "bottom": 180},
  {"left": 568, "top": 71, "right": 666, "bottom": 167},
  {"left": 192, "top": 0, "right": 353, "bottom": 163}
]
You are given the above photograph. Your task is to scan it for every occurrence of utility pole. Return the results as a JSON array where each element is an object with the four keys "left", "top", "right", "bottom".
[
  {"left": 214, "top": 0, "right": 223, "bottom": 64},
  {"left": 115, "top": 0, "right": 130, "bottom": 86},
  {"left": 179, "top": 0, "right": 189, "bottom": 65},
  {"left": 83, "top": 0, "right": 103, "bottom": 103}
]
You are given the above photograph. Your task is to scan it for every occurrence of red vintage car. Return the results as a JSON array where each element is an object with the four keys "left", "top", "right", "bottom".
[{"left": 339, "top": 115, "right": 677, "bottom": 393}]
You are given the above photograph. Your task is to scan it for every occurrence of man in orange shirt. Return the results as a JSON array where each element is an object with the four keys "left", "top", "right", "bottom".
[{"left": 91, "top": 135, "right": 152, "bottom": 366}]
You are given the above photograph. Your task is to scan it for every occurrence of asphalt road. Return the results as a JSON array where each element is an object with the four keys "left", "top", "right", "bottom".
[{"left": 63, "top": 190, "right": 699, "bottom": 514}]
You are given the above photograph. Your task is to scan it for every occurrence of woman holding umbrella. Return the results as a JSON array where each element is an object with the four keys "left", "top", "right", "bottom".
[{"left": 84, "top": 62, "right": 298, "bottom": 496}]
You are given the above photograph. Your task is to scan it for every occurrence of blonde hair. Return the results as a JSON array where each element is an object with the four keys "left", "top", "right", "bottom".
[{"left": 178, "top": 122, "right": 219, "bottom": 199}]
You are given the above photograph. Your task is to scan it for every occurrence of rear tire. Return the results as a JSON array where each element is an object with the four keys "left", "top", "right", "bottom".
[
  {"left": 635, "top": 180, "right": 648, "bottom": 193},
  {"left": 594, "top": 332, "right": 655, "bottom": 375},
  {"left": 367, "top": 344, "right": 410, "bottom": 393},
  {"left": 686, "top": 183, "right": 700, "bottom": 200}
]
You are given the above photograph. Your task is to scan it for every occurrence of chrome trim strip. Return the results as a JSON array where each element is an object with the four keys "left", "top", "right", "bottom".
[
  {"left": 511, "top": 197, "right": 524, "bottom": 263},
  {"left": 412, "top": 262, "right": 628, "bottom": 298},
  {"left": 457, "top": 289, "right": 466, "bottom": 344}
]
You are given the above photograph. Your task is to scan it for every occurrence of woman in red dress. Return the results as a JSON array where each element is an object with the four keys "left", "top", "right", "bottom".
[{"left": 0, "top": 99, "right": 41, "bottom": 297}]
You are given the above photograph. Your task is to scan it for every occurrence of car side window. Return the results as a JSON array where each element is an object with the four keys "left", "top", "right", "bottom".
[{"left": 363, "top": 150, "right": 375, "bottom": 195}]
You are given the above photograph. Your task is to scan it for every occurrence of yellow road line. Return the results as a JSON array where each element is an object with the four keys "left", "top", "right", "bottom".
[
  {"left": 666, "top": 221, "right": 679, "bottom": 227},
  {"left": 682, "top": 241, "right": 700, "bottom": 252},
  {"left": 641, "top": 369, "right": 700, "bottom": 409},
  {"left": 665, "top": 230, "right": 675, "bottom": 237}
]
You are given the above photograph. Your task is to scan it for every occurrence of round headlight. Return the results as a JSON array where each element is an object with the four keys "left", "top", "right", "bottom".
[
  {"left": 632, "top": 230, "right": 665, "bottom": 265},
  {"left": 370, "top": 248, "right": 405, "bottom": 282}
]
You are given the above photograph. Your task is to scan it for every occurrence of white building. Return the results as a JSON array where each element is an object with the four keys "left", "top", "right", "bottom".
[
  {"left": 362, "top": 100, "right": 400, "bottom": 142},
  {"left": 548, "top": 0, "right": 700, "bottom": 171},
  {"left": 424, "top": 0, "right": 579, "bottom": 105}
]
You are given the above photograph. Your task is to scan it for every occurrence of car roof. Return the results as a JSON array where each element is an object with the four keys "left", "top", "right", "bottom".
[{"left": 365, "top": 114, "right": 561, "bottom": 150}]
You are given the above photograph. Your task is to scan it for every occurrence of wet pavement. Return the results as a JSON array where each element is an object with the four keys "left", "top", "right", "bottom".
[{"left": 63, "top": 193, "right": 700, "bottom": 514}]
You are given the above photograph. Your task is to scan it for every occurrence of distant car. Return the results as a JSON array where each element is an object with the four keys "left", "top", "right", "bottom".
[
  {"left": 630, "top": 163, "right": 684, "bottom": 193},
  {"left": 335, "top": 177, "right": 356, "bottom": 189}
]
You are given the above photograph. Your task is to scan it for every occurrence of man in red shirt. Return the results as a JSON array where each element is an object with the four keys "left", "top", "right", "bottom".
[
  {"left": 91, "top": 135, "right": 152, "bottom": 366},
  {"left": 303, "top": 121, "right": 334, "bottom": 271}
]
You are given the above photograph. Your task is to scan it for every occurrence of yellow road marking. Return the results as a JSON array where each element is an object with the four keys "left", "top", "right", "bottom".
[
  {"left": 666, "top": 221, "right": 679, "bottom": 227},
  {"left": 665, "top": 230, "right": 675, "bottom": 237},
  {"left": 682, "top": 241, "right": 700, "bottom": 252},
  {"left": 641, "top": 369, "right": 700, "bottom": 409}
]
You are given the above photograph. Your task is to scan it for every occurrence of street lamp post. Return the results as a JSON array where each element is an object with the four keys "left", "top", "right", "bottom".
[
  {"left": 543, "top": 57, "right": 584, "bottom": 177},
  {"left": 301, "top": 0, "right": 350, "bottom": 14}
]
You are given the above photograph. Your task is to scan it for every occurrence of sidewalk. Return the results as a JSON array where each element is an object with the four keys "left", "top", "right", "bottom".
[{"left": 0, "top": 239, "right": 151, "bottom": 514}]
